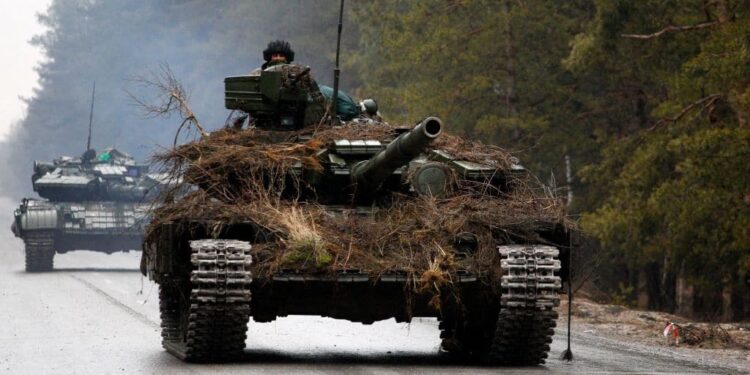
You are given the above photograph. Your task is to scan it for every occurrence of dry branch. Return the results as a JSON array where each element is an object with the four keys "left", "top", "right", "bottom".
[
  {"left": 146, "top": 121, "right": 573, "bottom": 295},
  {"left": 128, "top": 65, "right": 208, "bottom": 144},
  {"left": 621, "top": 20, "right": 721, "bottom": 40},
  {"left": 650, "top": 94, "right": 723, "bottom": 130}
]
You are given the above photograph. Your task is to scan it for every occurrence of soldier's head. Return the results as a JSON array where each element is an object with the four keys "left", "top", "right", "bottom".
[
  {"left": 263, "top": 40, "right": 295, "bottom": 65},
  {"left": 359, "top": 99, "right": 379, "bottom": 116}
]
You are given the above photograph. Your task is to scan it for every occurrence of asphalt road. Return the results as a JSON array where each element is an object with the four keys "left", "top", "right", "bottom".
[{"left": 0, "top": 235, "right": 745, "bottom": 374}]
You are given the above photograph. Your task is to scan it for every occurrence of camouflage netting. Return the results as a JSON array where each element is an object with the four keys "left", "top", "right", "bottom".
[{"left": 146, "top": 122, "right": 572, "bottom": 297}]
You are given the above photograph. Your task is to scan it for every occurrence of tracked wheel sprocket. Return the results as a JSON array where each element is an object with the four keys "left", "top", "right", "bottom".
[{"left": 159, "top": 239, "right": 253, "bottom": 362}]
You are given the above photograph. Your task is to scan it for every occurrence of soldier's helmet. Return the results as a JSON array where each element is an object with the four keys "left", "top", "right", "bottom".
[
  {"left": 359, "top": 99, "right": 378, "bottom": 116},
  {"left": 263, "top": 40, "right": 295, "bottom": 63}
]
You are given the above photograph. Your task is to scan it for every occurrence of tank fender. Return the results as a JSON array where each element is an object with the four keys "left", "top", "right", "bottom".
[{"left": 17, "top": 200, "right": 59, "bottom": 232}]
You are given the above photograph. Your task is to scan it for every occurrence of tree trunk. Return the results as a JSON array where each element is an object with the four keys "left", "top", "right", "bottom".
[
  {"left": 636, "top": 269, "right": 649, "bottom": 309},
  {"left": 740, "top": 281, "right": 750, "bottom": 321},
  {"left": 715, "top": 0, "right": 731, "bottom": 24},
  {"left": 659, "top": 254, "right": 671, "bottom": 310},
  {"left": 721, "top": 282, "right": 733, "bottom": 321},
  {"left": 675, "top": 261, "right": 694, "bottom": 317},
  {"left": 503, "top": 0, "right": 517, "bottom": 117},
  {"left": 565, "top": 153, "right": 574, "bottom": 206}
]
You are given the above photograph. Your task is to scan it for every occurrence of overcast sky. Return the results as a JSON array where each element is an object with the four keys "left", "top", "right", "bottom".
[{"left": 0, "top": 1, "right": 51, "bottom": 141}]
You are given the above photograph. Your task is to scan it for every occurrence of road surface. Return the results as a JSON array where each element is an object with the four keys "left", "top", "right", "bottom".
[{"left": 0, "top": 236, "right": 745, "bottom": 374}]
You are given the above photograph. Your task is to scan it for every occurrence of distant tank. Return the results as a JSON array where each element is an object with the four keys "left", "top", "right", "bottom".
[
  {"left": 11, "top": 148, "right": 169, "bottom": 272},
  {"left": 142, "top": 64, "right": 575, "bottom": 365}
]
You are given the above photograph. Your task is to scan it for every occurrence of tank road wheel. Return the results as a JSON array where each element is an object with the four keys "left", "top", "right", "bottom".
[
  {"left": 24, "top": 231, "right": 56, "bottom": 272},
  {"left": 438, "top": 306, "right": 499, "bottom": 361},
  {"left": 487, "top": 245, "right": 561, "bottom": 365},
  {"left": 488, "top": 307, "right": 558, "bottom": 365},
  {"left": 159, "top": 282, "right": 184, "bottom": 350},
  {"left": 159, "top": 239, "right": 253, "bottom": 362}
]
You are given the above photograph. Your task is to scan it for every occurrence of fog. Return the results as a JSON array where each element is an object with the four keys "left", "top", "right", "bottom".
[{"left": 0, "top": 0, "right": 358, "bottom": 199}]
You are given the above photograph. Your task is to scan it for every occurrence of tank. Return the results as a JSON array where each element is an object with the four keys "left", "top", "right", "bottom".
[
  {"left": 11, "top": 148, "right": 169, "bottom": 272},
  {"left": 142, "top": 64, "right": 575, "bottom": 365}
]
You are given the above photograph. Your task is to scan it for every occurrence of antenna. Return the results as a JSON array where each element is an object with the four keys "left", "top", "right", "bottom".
[
  {"left": 86, "top": 81, "right": 96, "bottom": 150},
  {"left": 331, "top": 0, "right": 345, "bottom": 122}
]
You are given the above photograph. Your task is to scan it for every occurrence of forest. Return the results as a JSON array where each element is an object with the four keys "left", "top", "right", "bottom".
[{"left": 0, "top": 0, "right": 747, "bottom": 320}]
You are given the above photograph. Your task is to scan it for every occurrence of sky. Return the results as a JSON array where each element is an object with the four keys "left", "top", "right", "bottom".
[{"left": 0, "top": 0, "right": 51, "bottom": 141}]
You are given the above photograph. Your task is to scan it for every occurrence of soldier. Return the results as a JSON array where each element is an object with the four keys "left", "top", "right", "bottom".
[
  {"left": 81, "top": 148, "right": 97, "bottom": 165},
  {"left": 247, "top": 40, "right": 295, "bottom": 77},
  {"left": 261, "top": 40, "right": 295, "bottom": 69},
  {"left": 358, "top": 98, "right": 383, "bottom": 122},
  {"left": 244, "top": 40, "right": 377, "bottom": 124}
]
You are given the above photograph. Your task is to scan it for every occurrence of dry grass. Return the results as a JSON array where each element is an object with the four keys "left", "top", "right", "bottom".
[
  {"left": 145, "top": 122, "right": 573, "bottom": 297},
  {"left": 566, "top": 297, "right": 750, "bottom": 350},
  {"left": 272, "top": 206, "right": 331, "bottom": 267}
]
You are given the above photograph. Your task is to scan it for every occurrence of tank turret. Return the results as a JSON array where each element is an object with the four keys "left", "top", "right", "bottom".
[
  {"left": 31, "top": 148, "right": 161, "bottom": 202},
  {"left": 350, "top": 117, "right": 442, "bottom": 194}
]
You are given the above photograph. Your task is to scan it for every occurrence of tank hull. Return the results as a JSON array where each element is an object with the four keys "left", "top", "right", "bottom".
[
  {"left": 12, "top": 199, "right": 149, "bottom": 271},
  {"left": 248, "top": 276, "right": 480, "bottom": 323},
  {"left": 145, "top": 221, "right": 565, "bottom": 364}
]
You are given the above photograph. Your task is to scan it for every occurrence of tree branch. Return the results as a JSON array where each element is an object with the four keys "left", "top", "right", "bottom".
[
  {"left": 127, "top": 64, "right": 208, "bottom": 145},
  {"left": 621, "top": 20, "right": 721, "bottom": 40},
  {"left": 649, "top": 93, "right": 722, "bottom": 130}
]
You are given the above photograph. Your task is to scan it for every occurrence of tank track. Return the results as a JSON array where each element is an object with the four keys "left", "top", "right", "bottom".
[
  {"left": 489, "top": 245, "right": 561, "bottom": 365},
  {"left": 160, "top": 239, "right": 253, "bottom": 362},
  {"left": 24, "top": 231, "right": 55, "bottom": 272},
  {"left": 439, "top": 245, "right": 561, "bottom": 365}
]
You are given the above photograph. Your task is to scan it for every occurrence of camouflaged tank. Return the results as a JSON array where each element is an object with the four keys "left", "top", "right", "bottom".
[
  {"left": 11, "top": 148, "right": 169, "bottom": 272},
  {"left": 142, "top": 64, "right": 575, "bottom": 365}
]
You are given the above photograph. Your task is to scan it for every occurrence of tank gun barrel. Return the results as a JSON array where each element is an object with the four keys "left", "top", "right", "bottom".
[{"left": 351, "top": 117, "right": 442, "bottom": 193}]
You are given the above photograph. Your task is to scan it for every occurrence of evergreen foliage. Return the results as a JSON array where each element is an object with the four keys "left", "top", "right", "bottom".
[
  {"left": 348, "top": 0, "right": 749, "bottom": 318},
  {"left": 1, "top": 0, "right": 747, "bottom": 318},
  {"left": 568, "top": 0, "right": 749, "bottom": 316}
]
